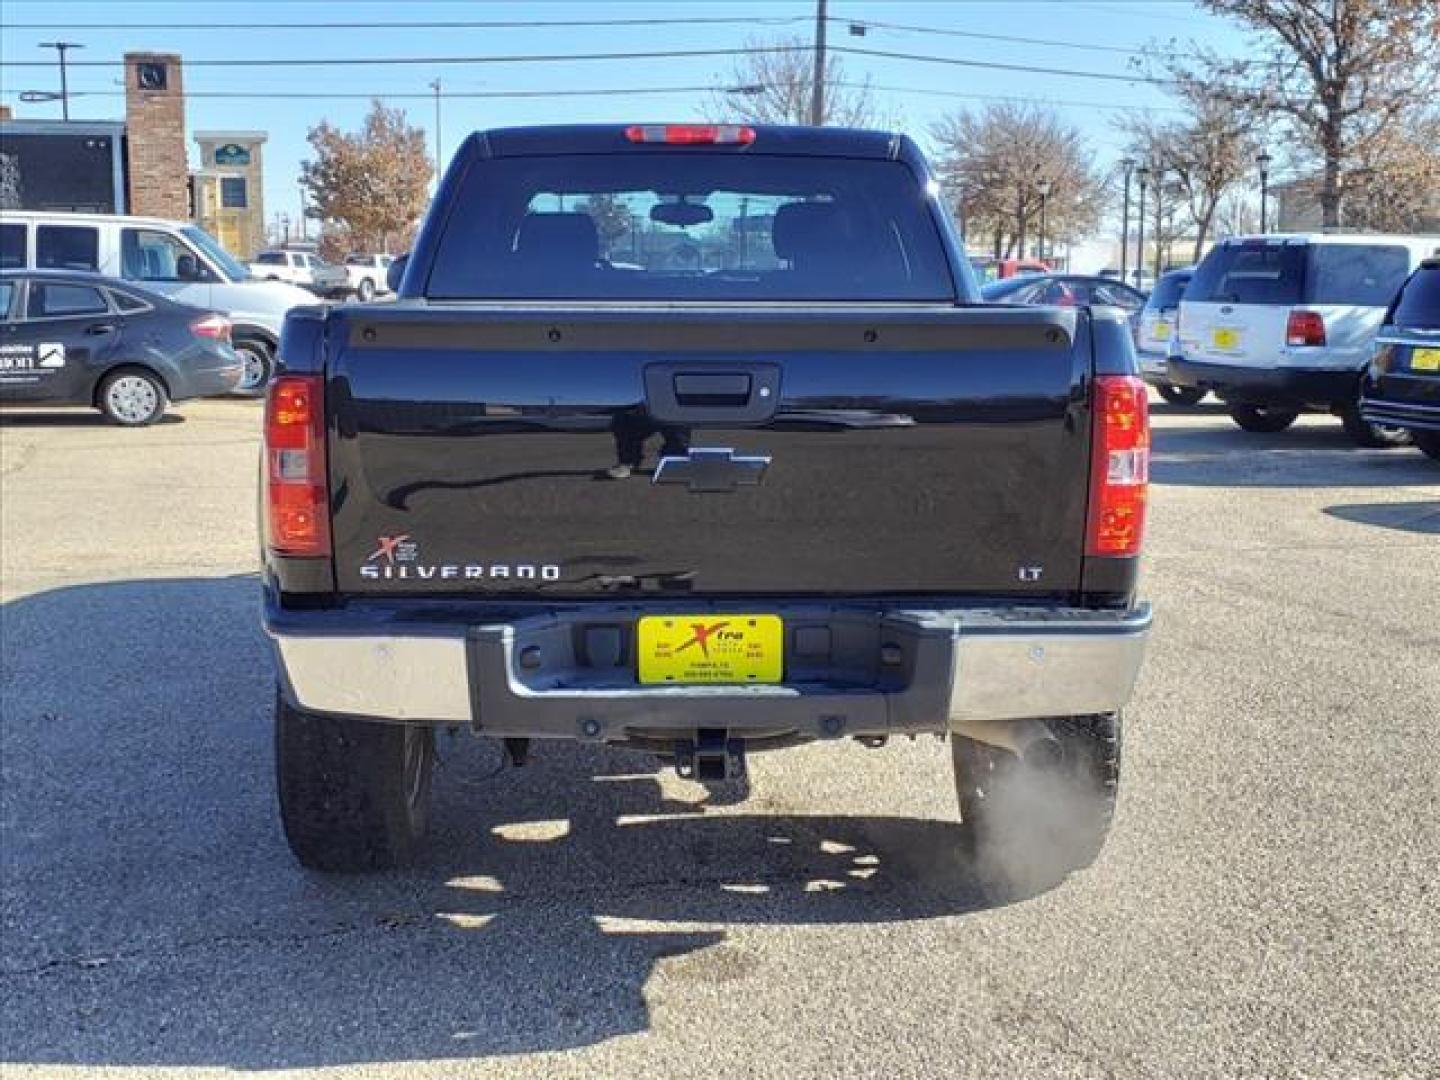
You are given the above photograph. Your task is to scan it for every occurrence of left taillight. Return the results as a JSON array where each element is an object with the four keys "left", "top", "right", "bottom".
[
  {"left": 1085, "top": 375, "right": 1150, "bottom": 558},
  {"left": 263, "top": 375, "right": 330, "bottom": 557},
  {"left": 190, "top": 314, "right": 232, "bottom": 343}
]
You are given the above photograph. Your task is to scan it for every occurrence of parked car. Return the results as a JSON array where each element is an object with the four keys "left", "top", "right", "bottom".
[
  {"left": 0, "top": 211, "right": 314, "bottom": 394},
  {"left": 1361, "top": 257, "right": 1440, "bottom": 462},
  {"left": 982, "top": 273, "right": 1148, "bottom": 330},
  {"left": 261, "top": 123, "right": 1152, "bottom": 875},
  {"left": 248, "top": 249, "right": 351, "bottom": 299},
  {"left": 343, "top": 253, "right": 394, "bottom": 301},
  {"left": 1135, "top": 268, "right": 1206, "bottom": 405},
  {"left": 0, "top": 270, "right": 241, "bottom": 425},
  {"left": 1171, "top": 234, "right": 1439, "bottom": 444},
  {"left": 969, "top": 255, "right": 1051, "bottom": 283}
]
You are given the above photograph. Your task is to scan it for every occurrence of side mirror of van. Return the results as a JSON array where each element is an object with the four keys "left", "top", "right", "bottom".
[{"left": 386, "top": 254, "right": 408, "bottom": 294}]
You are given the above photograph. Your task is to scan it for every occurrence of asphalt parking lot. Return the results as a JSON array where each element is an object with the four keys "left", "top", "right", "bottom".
[{"left": 1, "top": 397, "right": 1436, "bottom": 1079}]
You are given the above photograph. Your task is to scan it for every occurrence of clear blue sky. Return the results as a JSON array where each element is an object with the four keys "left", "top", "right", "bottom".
[{"left": 1, "top": 0, "right": 1247, "bottom": 228}]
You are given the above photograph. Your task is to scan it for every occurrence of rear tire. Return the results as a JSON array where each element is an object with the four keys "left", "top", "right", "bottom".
[
  {"left": 1229, "top": 403, "right": 1299, "bottom": 433},
  {"left": 1157, "top": 384, "right": 1206, "bottom": 406},
  {"left": 98, "top": 368, "right": 167, "bottom": 426},
  {"left": 275, "top": 693, "right": 435, "bottom": 872},
  {"left": 952, "top": 714, "right": 1121, "bottom": 889},
  {"left": 1338, "top": 404, "right": 1412, "bottom": 448},
  {"left": 1413, "top": 431, "right": 1440, "bottom": 462}
]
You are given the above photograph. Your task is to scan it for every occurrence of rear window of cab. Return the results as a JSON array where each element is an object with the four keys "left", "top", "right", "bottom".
[{"left": 424, "top": 153, "right": 955, "bottom": 302}]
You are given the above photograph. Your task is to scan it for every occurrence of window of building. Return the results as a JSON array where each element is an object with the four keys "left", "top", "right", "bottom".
[
  {"left": 28, "top": 283, "right": 110, "bottom": 318},
  {"left": 0, "top": 223, "right": 27, "bottom": 270},
  {"left": 220, "top": 176, "right": 248, "bottom": 209},
  {"left": 36, "top": 226, "right": 100, "bottom": 272},
  {"left": 0, "top": 281, "right": 16, "bottom": 320}
]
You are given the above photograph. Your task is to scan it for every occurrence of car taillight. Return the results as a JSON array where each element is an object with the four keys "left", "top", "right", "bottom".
[
  {"left": 264, "top": 375, "right": 330, "bottom": 557},
  {"left": 1086, "top": 375, "right": 1150, "bottom": 558},
  {"left": 1286, "top": 309, "right": 1326, "bottom": 346},
  {"left": 625, "top": 124, "right": 756, "bottom": 145},
  {"left": 191, "top": 314, "right": 232, "bottom": 342}
]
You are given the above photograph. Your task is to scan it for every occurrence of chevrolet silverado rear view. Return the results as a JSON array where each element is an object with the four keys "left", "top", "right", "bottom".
[{"left": 261, "top": 124, "right": 1152, "bottom": 877}]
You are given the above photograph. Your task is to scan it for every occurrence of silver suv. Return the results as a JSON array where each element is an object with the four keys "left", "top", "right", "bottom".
[{"left": 1171, "top": 234, "right": 1439, "bottom": 445}]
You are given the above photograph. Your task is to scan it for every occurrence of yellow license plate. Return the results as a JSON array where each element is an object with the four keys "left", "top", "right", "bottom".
[
  {"left": 637, "top": 615, "right": 783, "bottom": 685},
  {"left": 1212, "top": 327, "right": 1241, "bottom": 350},
  {"left": 1153, "top": 320, "right": 1171, "bottom": 339},
  {"left": 1412, "top": 347, "right": 1440, "bottom": 372}
]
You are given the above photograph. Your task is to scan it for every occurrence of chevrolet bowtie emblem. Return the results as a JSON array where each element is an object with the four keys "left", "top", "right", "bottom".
[{"left": 652, "top": 448, "right": 771, "bottom": 493}]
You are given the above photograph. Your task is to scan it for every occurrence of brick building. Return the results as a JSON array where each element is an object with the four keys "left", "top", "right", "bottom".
[{"left": 0, "top": 51, "right": 269, "bottom": 257}]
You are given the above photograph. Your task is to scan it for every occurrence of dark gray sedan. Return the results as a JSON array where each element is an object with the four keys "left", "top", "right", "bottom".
[{"left": 0, "top": 270, "right": 242, "bottom": 425}]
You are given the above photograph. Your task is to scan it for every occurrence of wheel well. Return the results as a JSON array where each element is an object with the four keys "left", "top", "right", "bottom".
[
  {"left": 231, "top": 327, "right": 278, "bottom": 352},
  {"left": 92, "top": 364, "right": 170, "bottom": 407}
]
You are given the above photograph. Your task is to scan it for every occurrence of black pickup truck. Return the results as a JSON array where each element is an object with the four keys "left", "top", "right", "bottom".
[{"left": 262, "top": 124, "right": 1152, "bottom": 874}]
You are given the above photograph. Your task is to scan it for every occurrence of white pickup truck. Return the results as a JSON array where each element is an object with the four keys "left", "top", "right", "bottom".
[
  {"left": 248, "top": 250, "right": 351, "bottom": 298},
  {"left": 343, "top": 253, "right": 395, "bottom": 302}
]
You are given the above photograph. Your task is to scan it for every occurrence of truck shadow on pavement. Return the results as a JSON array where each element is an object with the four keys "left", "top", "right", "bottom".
[
  {"left": 1150, "top": 421, "right": 1438, "bottom": 488},
  {"left": 0, "top": 574, "right": 1027, "bottom": 1070}
]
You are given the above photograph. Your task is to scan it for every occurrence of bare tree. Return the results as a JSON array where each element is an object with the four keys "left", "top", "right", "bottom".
[
  {"left": 712, "top": 36, "right": 879, "bottom": 127},
  {"left": 1119, "top": 97, "right": 1255, "bottom": 263},
  {"left": 1342, "top": 109, "right": 1440, "bottom": 231},
  {"left": 930, "top": 104, "right": 1104, "bottom": 260},
  {"left": 301, "top": 101, "right": 433, "bottom": 254},
  {"left": 1160, "top": 0, "right": 1440, "bottom": 228}
]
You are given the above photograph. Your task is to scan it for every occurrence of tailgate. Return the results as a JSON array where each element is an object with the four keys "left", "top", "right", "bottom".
[
  {"left": 1179, "top": 300, "right": 1289, "bottom": 367},
  {"left": 325, "top": 306, "right": 1091, "bottom": 598}
]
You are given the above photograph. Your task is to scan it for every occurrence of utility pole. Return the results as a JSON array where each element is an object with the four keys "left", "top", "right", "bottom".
[
  {"left": 297, "top": 181, "right": 307, "bottom": 242},
  {"left": 809, "top": 0, "right": 828, "bottom": 126},
  {"left": 430, "top": 78, "right": 443, "bottom": 184},
  {"left": 39, "top": 41, "right": 83, "bottom": 121}
]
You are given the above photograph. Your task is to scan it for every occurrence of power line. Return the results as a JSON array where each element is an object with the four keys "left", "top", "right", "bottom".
[
  {"left": 833, "top": 46, "right": 1170, "bottom": 85},
  {"left": 1, "top": 15, "right": 810, "bottom": 31},
  {"left": 0, "top": 45, "right": 807, "bottom": 69},
  {"left": 0, "top": 42, "right": 1174, "bottom": 88},
  {"left": 836, "top": 17, "right": 1153, "bottom": 59}
]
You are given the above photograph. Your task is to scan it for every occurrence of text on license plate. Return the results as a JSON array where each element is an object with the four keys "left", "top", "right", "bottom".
[
  {"left": 637, "top": 615, "right": 783, "bottom": 684},
  {"left": 1412, "top": 347, "right": 1440, "bottom": 372},
  {"left": 1212, "top": 327, "right": 1241, "bottom": 350}
]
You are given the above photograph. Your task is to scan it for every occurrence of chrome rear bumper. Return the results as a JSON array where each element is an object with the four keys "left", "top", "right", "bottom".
[{"left": 267, "top": 602, "right": 1152, "bottom": 740}]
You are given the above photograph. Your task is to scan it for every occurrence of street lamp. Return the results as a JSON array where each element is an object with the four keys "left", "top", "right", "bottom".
[
  {"left": 1135, "top": 165, "right": 1151, "bottom": 288},
  {"left": 1256, "top": 151, "right": 1273, "bottom": 233},
  {"left": 1119, "top": 157, "right": 1136, "bottom": 283},
  {"left": 38, "top": 41, "right": 83, "bottom": 121},
  {"left": 1036, "top": 178, "right": 1053, "bottom": 264}
]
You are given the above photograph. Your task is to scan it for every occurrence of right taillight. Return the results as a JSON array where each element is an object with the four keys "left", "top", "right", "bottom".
[
  {"left": 264, "top": 375, "right": 330, "bottom": 557},
  {"left": 1286, "top": 309, "right": 1327, "bottom": 346},
  {"left": 1086, "top": 375, "right": 1150, "bottom": 558}
]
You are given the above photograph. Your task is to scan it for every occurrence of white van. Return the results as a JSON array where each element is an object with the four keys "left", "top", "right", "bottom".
[
  {"left": 1172, "top": 233, "right": 1440, "bottom": 445},
  {"left": 0, "top": 211, "right": 317, "bottom": 393}
]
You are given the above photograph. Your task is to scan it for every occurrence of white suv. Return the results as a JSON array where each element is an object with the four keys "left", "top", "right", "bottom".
[
  {"left": 1172, "top": 233, "right": 1439, "bottom": 445},
  {"left": 0, "top": 210, "right": 316, "bottom": 393}
]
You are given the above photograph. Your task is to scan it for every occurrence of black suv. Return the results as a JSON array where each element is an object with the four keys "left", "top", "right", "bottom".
[{"left": 1361, "top": 258, "right": 1440, "bottom": 462}]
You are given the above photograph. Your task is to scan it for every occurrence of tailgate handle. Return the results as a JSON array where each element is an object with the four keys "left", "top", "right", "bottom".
[
  {"left": 644, "top": 363, "right": 781, "bottom": 425},
  {"left": 674, "top": 373, "right": 751, "bottom": 407}
]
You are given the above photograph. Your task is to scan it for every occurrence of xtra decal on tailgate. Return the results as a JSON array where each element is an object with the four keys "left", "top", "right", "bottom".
[{"left": 359, "top": 533, "right": 561, "bottom": 582}]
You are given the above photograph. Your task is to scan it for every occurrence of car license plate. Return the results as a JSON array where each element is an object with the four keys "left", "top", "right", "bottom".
[
  {"left": 637, "top": 615, "right": 783, "bottom": 685},
  {"left": 1411, "top": 347, "right": 1440, "bottom": 372},
  {"left": 1153, "top": 320, "right": 1171, "bottom": 340},
  {"left": 1212, "top": 327, "right": 1241, "bottom": 351}
]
